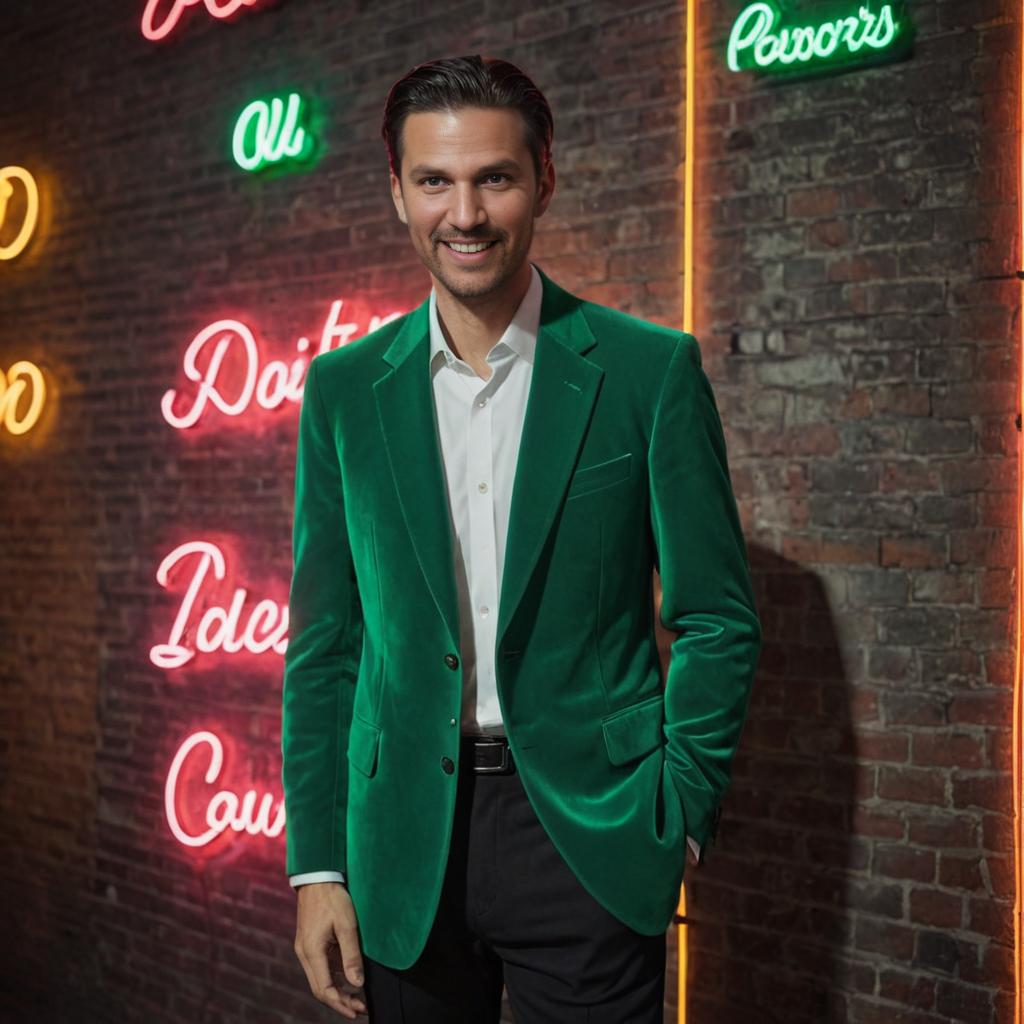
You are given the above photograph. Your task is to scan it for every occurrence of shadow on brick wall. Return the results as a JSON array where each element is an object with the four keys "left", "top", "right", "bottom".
[{"left": 677, "top": 542, "right": 858, "bottom": 1022}]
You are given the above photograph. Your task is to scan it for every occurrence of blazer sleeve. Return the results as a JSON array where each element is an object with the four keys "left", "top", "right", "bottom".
[
  {"left": 281, "top": 355, "right": 364, "bottom": 878},
  {"left": 648, "top": 334, "right": 762, "bottom": 855}
]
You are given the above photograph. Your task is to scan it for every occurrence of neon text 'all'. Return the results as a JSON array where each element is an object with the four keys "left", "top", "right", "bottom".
[{"left": 233, "top": 93, "right": 314, "bottom": 172}]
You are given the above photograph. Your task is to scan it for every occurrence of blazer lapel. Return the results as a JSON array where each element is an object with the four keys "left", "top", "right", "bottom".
[
  {"left": 373, "top": 265, "right": 603, "bottom": 654},
  {"left": 496, "top": 268, "right": 602, "bottom": 650},
  {"left": 374, "top": 297, "right": 461, "bottom": 647}
]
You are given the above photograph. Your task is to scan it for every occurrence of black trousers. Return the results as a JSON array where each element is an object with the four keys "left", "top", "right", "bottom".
[{"left": 362, "top": 745, "right": 667, "bottom": 1023}]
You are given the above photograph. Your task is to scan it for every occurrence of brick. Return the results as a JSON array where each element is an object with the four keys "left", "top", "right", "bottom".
[
  {"left": 2, "top": 2, "right": 1017, "bottom": 1021},
  {"left": 909, "top": 887, "right": 964, "bottom": 929},
  {"left": 875, "top": 844, "right": 937, "bottom": 883}
]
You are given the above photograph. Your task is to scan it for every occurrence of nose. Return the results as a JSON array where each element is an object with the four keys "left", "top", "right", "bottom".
[{"left": 446, "top": 182, "right": 488, "bottom": 234}]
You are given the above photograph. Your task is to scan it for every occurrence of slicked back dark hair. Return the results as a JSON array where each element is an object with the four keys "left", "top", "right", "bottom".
[{"left": 381, "top": 55, "right": 554, "bottom": 187}]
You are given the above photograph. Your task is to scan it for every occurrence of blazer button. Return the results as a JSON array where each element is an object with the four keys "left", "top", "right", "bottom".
[
  {"left": 441, "top": 756, "right": 455, "bottom": 774},
  {"left": 444, "top": 653, "right": 459, "bottom": 669}
]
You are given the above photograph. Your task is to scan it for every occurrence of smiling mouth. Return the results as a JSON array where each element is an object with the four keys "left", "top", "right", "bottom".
[{"left": 441, "top": 240, "right": 499, "bottom": 250}]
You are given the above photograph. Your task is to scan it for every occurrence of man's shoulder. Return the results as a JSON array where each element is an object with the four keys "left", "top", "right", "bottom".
[
  {"left": 577, "top": 295, "right": 696, "bottom": 362},
  {"left": 311, "top": 306, "right": 416, "bottom": 381}
]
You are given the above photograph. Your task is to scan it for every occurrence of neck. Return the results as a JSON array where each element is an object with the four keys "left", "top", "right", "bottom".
[{"left": 434, "top": 260, "right": 533, "bottom": 364}]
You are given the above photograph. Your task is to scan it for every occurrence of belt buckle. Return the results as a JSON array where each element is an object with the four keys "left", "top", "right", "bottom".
[{"left": 474, "top": 739, "right": 510, "bottom": 774}]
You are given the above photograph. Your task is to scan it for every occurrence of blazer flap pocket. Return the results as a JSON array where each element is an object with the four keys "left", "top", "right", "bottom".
[
  {"left": 601, "top": 692, "right": 663, "bottom": 766},
  {"left": 347, "top": 713, "right": 382, "bottom": 777},
  {"left": 567, "top": 451, "right": 632, "bottom": 500}
]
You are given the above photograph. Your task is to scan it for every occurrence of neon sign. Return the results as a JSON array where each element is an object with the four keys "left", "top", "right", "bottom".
[
  {"left": 1, "top": 361, "right": 45, "bottom": 435},
  {"left": 727, "top": 3, "right": 904, "bottom": 74},
  {"left": 0, "top": 166, "right": 40, "bottom": 261},
  {"left": 160, "top": 300, "right": 404, "bottom": 429},
  {"left": 141, "top": 0, "right": 260, "bottom": 41},
  {"left": 165, "top": 730, "right": 285, "bottom": 847},
  {"left": 151, "top": 540, "right": 288, "bottom": 669},
  {"left": 232, "top": 93, "right": 314, "bottom": 172}
]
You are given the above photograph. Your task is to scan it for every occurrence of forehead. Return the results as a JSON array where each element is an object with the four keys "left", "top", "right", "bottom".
[{"left": 401, "top": 107, "right": 528, "bottom": 170}]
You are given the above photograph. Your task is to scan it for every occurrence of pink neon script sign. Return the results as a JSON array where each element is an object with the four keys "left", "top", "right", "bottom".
[
  {"left": 165, "top": 730, "right": 285, "bottom": 847},
  {"left": 141, "top": 0, "right": 260, "bottom": 41},
  {"left": 161, "top": 300, "right": 404, "bottom": 429},
  {"left": 151, "top": 540, "right": 288, "bottom": 669}
]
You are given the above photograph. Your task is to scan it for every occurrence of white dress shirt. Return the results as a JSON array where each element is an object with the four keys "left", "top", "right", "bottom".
[{"left": 289, "top": 263, "right": 698, "bottom": 888}]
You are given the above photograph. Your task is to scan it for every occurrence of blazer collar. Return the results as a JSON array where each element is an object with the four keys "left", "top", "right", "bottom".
[
  {"left": 428, "top": 260, "right": 543, "bottom": 372},
  {"left": 374, "top": 263, "right": 603, "bottom": 653}
]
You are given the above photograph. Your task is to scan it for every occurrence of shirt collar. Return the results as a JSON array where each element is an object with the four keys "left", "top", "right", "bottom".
[{"left": 428, "top": 261, "right": 542, "bottom": 375}]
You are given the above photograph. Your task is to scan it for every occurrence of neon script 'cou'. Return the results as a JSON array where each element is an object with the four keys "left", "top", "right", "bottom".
[
  {"left": 165, "top": 731, "right": 285, "bottom": 848},
  {"left": 141, "top": 0, "right": 260, "bottom": 41},
  {"left": 727, "top": 3, "right": 900, "bottom": 72},
  {"left": 232, "top": 93, "right": 312, "bottom": 172}
]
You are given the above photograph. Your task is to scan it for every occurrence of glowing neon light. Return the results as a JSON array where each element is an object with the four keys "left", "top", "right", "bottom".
[
  {"left": 141, "top": 0, "right": 260, "bottom": 41},
  {"left": 1015, "top": 2, "right": 1024, "bottom": 1016},
  {"left": 151, "top": 540, "right": 288, "bottom": 669},
  {"left": 233, "top": 93, "right": 313, "bottom": 172},
  {"left": 1, "top": 361, "right": 45, "bottom": 435},
  {"left": 727, "top": 2, "right": 901, "bottom": 73},
  {"left": 0, "top": 167, "right": 39, "bottom": 261},
  {"left": 161, "top": 300, "right": 404, "bottom": 428},
  {"left": 679, "top": 0, "right": 698, "bottom": 1016},
  {"left": 165, "top": 730, "right": 285, "bottom": 847}
]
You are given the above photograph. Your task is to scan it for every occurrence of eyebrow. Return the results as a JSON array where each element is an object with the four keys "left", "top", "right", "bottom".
[{"left": 408, "top": 159, "right": 523, "bottom": 179}]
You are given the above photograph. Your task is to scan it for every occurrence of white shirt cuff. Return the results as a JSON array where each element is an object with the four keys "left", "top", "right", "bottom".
[{"left": 289, "top": 870, "right": 346, "bottom": 887}]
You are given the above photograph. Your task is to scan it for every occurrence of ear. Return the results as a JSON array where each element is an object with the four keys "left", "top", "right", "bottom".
[
  {"left": 534, "top": 157, "right": 556, "bottom": 219},
  {"left": 389, "top": 170, "right": 407, "bottom": 225}
]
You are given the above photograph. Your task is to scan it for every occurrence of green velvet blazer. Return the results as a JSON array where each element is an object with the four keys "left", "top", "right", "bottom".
[{"left": 281, "top": 263, "right": 762, "bottom": 970}]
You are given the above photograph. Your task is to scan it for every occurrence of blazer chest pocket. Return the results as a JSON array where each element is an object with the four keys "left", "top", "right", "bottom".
[
  {"left": 347, "top": 712, "right": 382, "bottom": 778},
  {"left": 601, "top": 692, "right": 663, "bottom": 766},
  {"left": 566, "top": 451, "right": 632, "bottom": 501}
]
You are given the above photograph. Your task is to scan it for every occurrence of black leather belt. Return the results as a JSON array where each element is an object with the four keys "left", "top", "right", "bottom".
[{"left": 460, "top": 734, "right": 516, "bottom": 774}]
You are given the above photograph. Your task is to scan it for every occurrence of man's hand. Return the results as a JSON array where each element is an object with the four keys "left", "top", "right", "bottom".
[{"left": 293, "top": 882, "right": 367, "bottom": 1019}]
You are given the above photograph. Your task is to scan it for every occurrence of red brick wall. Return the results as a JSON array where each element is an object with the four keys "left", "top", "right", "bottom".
[
  {"left": 0, "top": 1, "right": 1017, "bottom": 1022},
  {"left": 684, "top": 1, "right": 1019, "bottom": 1021}
]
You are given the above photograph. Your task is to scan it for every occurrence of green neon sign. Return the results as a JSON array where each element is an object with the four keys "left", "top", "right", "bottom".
[
  {"left": 232, "top": 93, "right": 315, "bottom": 173},
  {"left": 727, "top": 3, "right": 907, "bottom": 75}
]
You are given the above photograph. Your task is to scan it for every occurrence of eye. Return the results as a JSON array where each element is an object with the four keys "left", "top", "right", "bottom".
[{"left": 418, "top": 173, "right": 510, "bottom": 187}]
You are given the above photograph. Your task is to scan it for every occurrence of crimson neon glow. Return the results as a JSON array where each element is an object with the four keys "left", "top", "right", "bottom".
[
  {"left": 141, "top": 0, "right": 261, "bottom": 41},
  {"left": 160, "top": 301, "right": 405, "bottom": 429},
  {"left": 165, "top": 730, "right": 285, "bottom": 847}
]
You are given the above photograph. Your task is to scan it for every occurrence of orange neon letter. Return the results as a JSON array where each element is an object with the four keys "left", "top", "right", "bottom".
[
  {"left": 0, "top": 167, "right": 40, "bottom": 261},
  {"left": 0, "top": 361, "right": 45, "bottom": 435}
]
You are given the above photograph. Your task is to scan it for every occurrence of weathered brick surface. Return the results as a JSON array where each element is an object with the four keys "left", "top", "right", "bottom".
[{"left": 0, "top": 0, "right": 1018, "bottom": 1021}]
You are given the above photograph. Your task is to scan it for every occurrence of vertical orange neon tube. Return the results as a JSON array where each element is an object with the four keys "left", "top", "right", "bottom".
[
  {"left": 677, "top": 0, "right": 698, "bottom": 1019},
  {"left": 1015, "top": 7, "right": 1024, "bottom": 1021}
]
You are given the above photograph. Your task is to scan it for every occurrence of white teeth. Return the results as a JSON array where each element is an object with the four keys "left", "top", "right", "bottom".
[{"left": 447, "top": 241, "right": 494, "bottom": 253}]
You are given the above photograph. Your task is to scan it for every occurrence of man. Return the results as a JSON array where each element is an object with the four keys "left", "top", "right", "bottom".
[{"left": 281, "top": 55, "right": 762, "bottom": 1023}]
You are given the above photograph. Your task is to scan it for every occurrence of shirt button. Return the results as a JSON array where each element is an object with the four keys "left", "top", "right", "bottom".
[
  {"left": 480, "top": 606, "right": 489, "bottom": 617},
  {"left": 478, "top": 482, "right": 488, "bottom": 493},
  {"left": 477, "top": 397, "right": 488, "bottom": 407},
  {"left": 445, "top": 653, "right": 459, "bottom": 669},
  {"left": 441, "top": 756, "right": 455, "bottom": 774},
  {"left": 450, "top": 717, "right": 457, "bottom": 727}
]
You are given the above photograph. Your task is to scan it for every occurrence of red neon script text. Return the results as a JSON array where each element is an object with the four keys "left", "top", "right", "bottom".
[
  {"left": 151, "top": 540, "right": 288, "bottom": 669},
  {"left": 165, "top": 730, "right": 285, "bottom": 847},
  {"left": 141, "top": 0, "right": 260, "bottom": 41}
]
